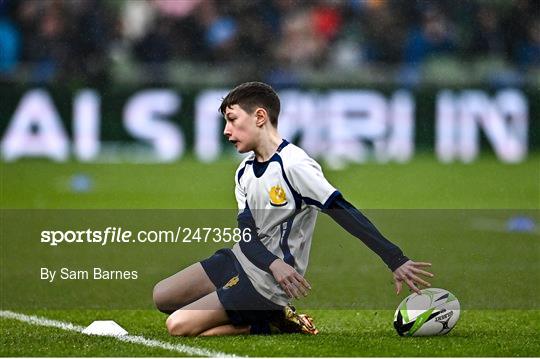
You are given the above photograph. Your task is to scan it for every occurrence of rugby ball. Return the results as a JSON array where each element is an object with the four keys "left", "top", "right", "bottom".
[{"left": 393, "top": 288, "right": 460, "bottom": 336}]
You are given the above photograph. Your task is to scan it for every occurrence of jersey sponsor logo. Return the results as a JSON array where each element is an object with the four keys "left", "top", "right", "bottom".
[
  {"left": 269, "top": 185, "right": 288, "bottom": 207},
  {"left": 223, "top": 275, "right": 239, "bottom": 289}
]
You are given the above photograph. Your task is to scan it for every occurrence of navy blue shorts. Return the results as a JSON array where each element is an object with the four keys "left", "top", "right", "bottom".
[{"left": 200, "top": 248, "right": 283, "bottom": 326}]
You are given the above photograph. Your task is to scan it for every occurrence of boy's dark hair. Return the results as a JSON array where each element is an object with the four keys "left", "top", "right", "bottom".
[{"left": 219, "top": 82, "right": 280, "bottom": 126}]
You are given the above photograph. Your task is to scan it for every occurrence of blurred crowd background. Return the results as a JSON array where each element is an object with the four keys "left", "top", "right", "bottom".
[{"left": 0, "top": 0, "right": 539, "bottom": 86}]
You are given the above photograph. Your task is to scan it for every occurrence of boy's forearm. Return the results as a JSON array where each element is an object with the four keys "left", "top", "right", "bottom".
[
  {"left": 323, "top": 195, "right": 409, "bottom": 271},
  {"left": 237, "top": 208, "right": 278, "bottom": 272}
]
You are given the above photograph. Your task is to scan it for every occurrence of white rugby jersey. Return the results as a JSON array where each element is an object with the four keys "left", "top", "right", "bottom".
[{"left": 231, "top": 140, "right": 340, "bottom": 306}]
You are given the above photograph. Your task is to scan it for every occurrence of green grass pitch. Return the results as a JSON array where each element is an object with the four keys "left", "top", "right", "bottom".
[{"left": 1, "top": 153, "right": 539, "bottom": 357}]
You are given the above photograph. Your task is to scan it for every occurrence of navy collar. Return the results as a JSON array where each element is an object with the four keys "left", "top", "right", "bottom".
[
  {"left": 276, "top": 139, "right": 289, "bottom": 153},
  {"left": 252, "top": 139, "right": 289, "bottom": 178},
  {"left": 254, "top": 139, "right": 289, "bottom": 164}
]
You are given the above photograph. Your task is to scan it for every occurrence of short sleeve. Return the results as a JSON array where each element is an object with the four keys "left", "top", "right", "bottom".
[
  {"left": 287, "top": 157, "right": 340, "bottom": 210},
  {"left": 235, "top": 169, "right": 246, "bottom": 212}
]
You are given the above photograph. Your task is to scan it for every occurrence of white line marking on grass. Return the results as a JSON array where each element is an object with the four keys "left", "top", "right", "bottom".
[{"left": 0, "top": 310, "right": 241, "bottom": 358}]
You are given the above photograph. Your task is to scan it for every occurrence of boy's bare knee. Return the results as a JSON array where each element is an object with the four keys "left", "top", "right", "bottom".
[
  {"left": 152, "top": 283, "right": 169, "bottom": 312},
  {"left": 153, "top": 281, "right": 193, "bottom": 313},
  {"left": 166, "top": 314, "right": 199, "bottom": 336}
]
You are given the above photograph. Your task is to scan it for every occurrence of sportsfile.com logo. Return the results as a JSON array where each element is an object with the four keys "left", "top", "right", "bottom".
[{"left": 40, "top": 227, "right": 253, "bottom": 246}]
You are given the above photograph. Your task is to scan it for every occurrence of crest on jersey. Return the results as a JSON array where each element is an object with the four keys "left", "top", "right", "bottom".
[{"left": 269, "top": 185, "right": 288, "bottom": 207}]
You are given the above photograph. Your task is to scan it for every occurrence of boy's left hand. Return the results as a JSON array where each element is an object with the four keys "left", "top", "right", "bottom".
[
  {"left": 269, "top": 258, "right": 311, "bottom": 299},
  {"left": 393, "top": 260, "right": 433, "bottom": 295}
]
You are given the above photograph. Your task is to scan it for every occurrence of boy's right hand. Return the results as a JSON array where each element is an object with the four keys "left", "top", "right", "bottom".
[
  {"left": 393, "top": 260, "right": 433, "bottom": 295},
  {"left": 269, "top": 258, "right": 311, "bottom": 299}
]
